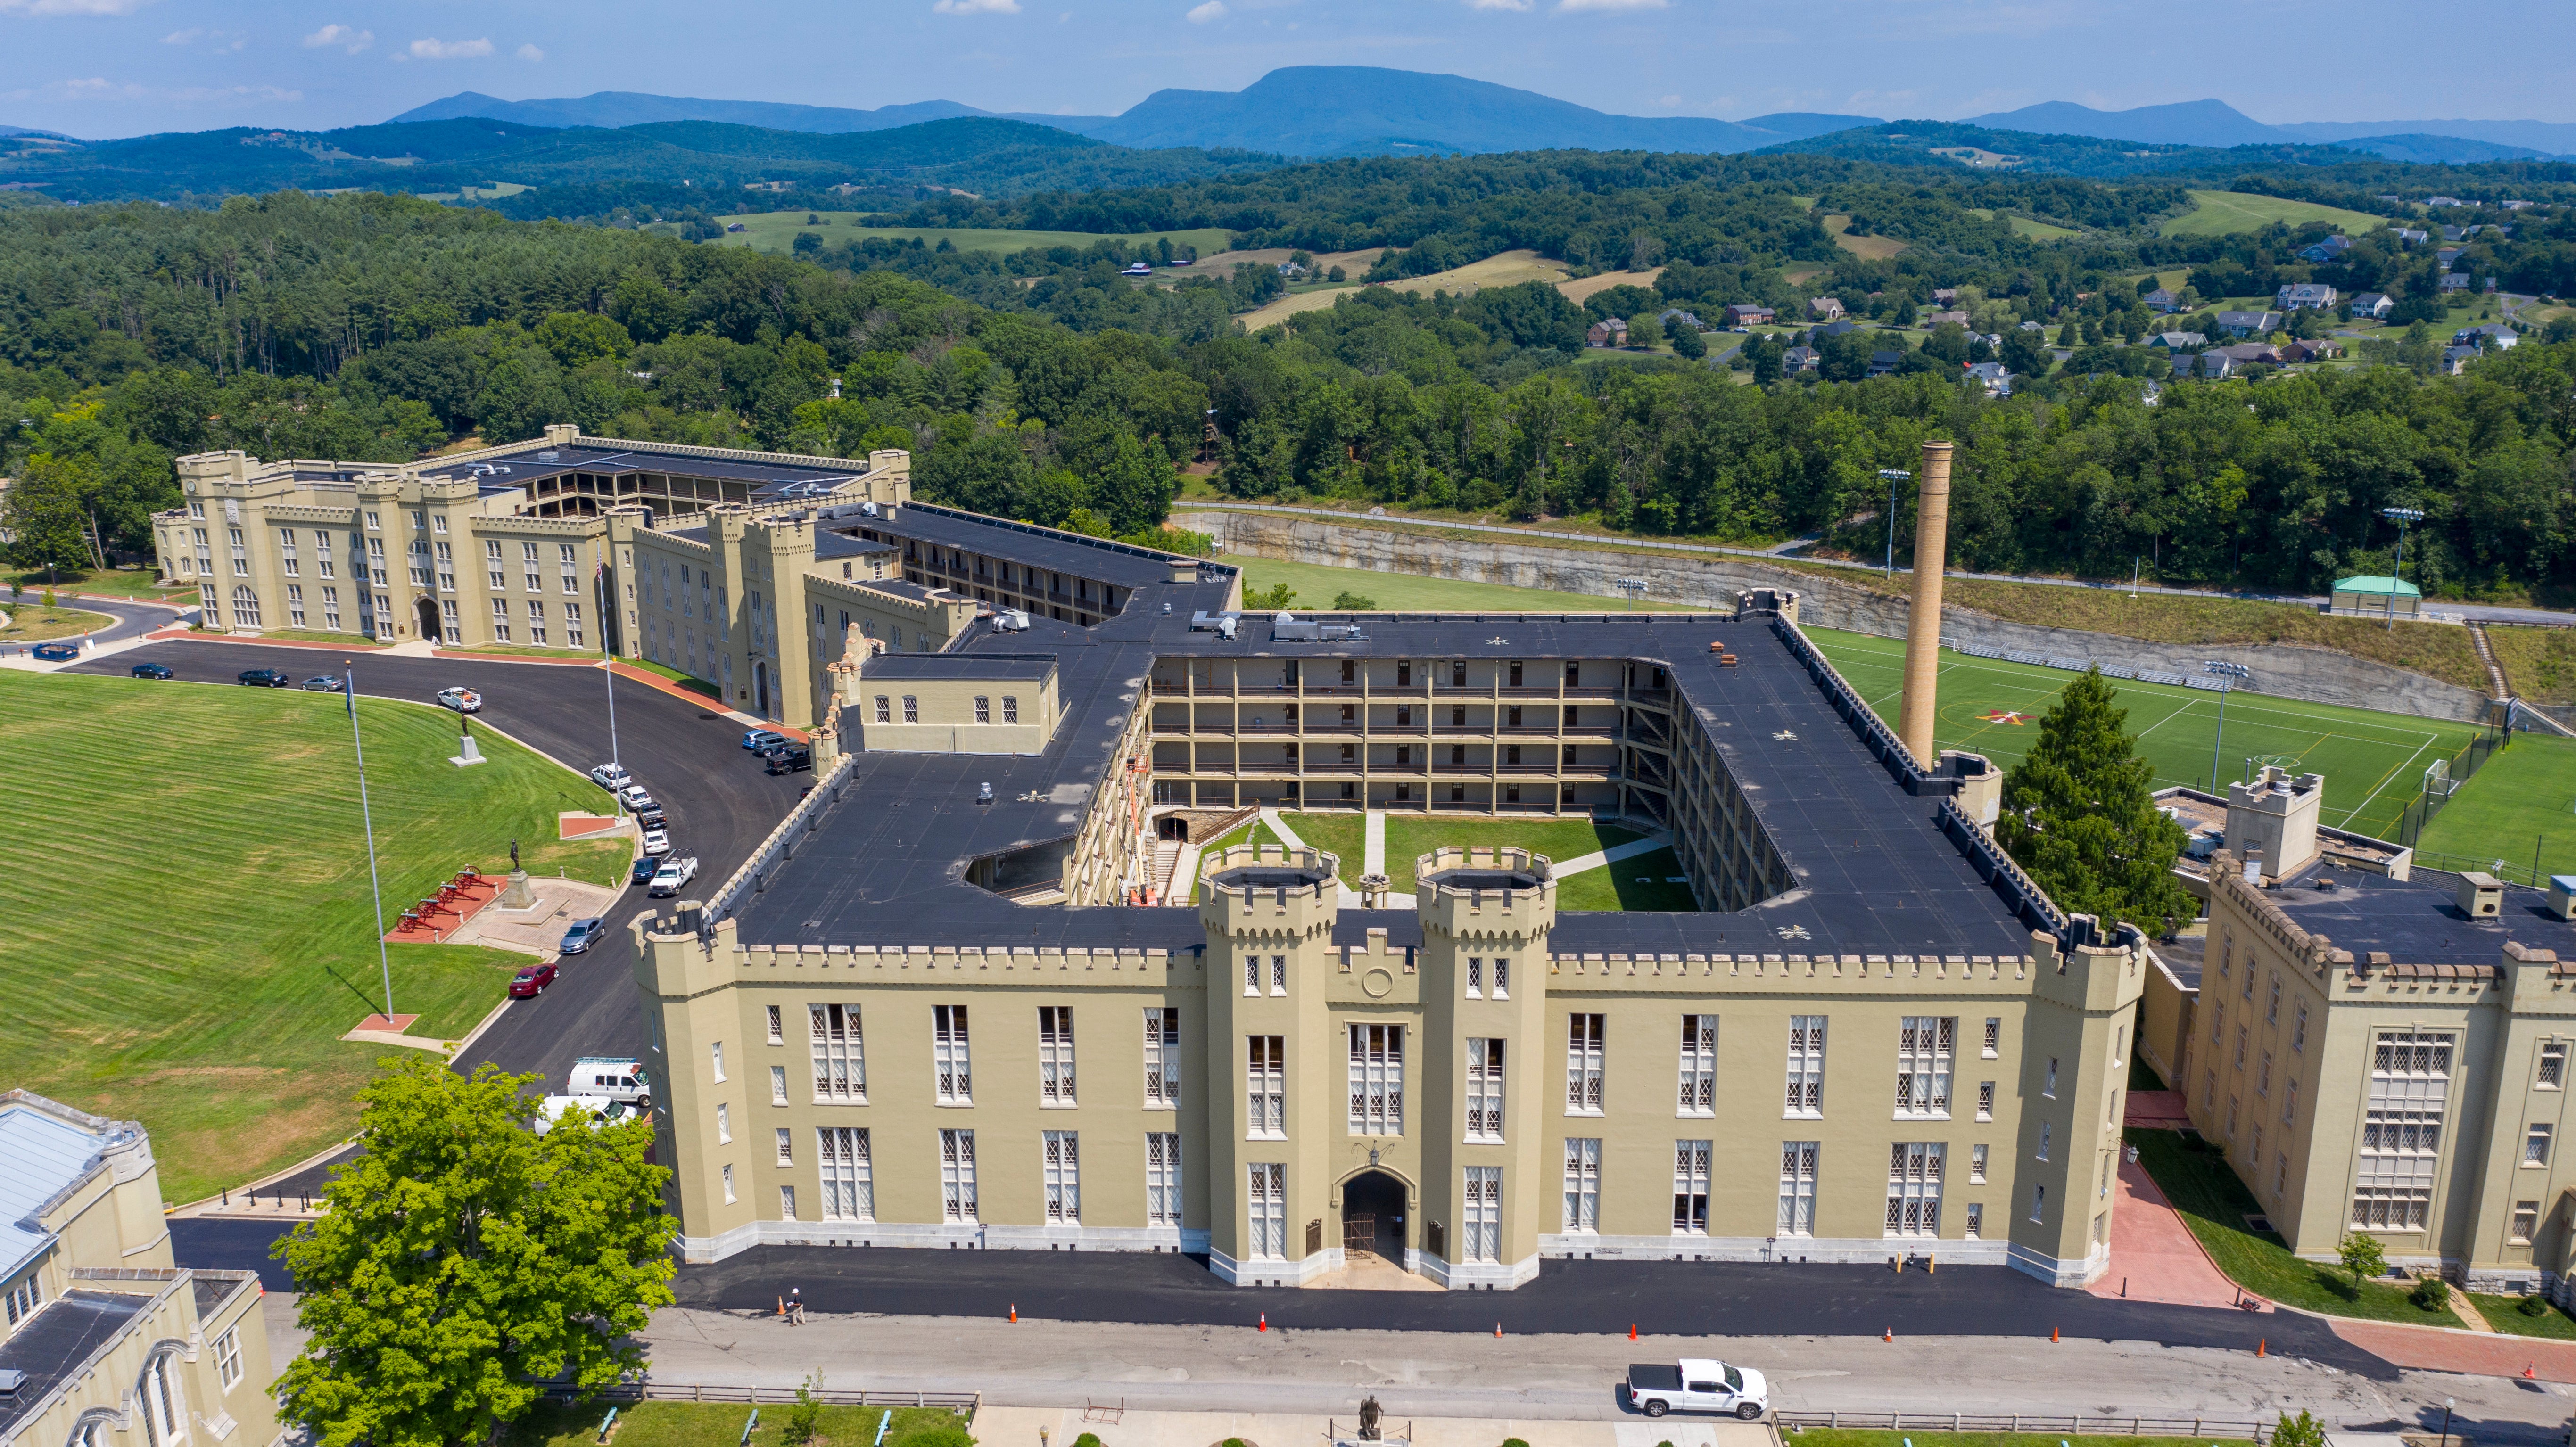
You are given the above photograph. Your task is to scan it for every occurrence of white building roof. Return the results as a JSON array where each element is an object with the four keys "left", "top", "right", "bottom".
[{"left": 0, "top": 1095, "right": 125, "bottom": 1281}]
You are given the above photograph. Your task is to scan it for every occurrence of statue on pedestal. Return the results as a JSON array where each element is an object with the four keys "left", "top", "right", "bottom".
[{"left": 1358, "top": 1397, "right": 1382, "bottom": 1441}]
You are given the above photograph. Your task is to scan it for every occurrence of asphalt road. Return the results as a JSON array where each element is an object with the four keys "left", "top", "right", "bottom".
[{"left": 68, "top": 637, "right": 808, "bottom": 1192}]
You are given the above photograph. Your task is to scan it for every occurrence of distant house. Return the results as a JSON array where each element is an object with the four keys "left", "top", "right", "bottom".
[
  {"left": 2016, "top": 319, "right": 2046, "bottom": 332},
  {"left": 2441, "top": 224, "right": 2470, "bottom": 243},
  {"left": 2214, "top": 342, "right": 2283, "bottom": 366},
  {"left": 2275, "top": 283, "right": 2337, "bottom": 311},
  {"left": 1808, "top": 296, "right": 1847, "bottom": 321},
  {"left": 2440, "top": 345, "right": 2481, "bottom": 373},
  {"left": 1722, "top": 304, "right": 1775, "bottom": 326},
  {"left": 1925, "top": 308, "right": 1972, "bottom": 328},
  {"left": 2282, "top": 338, "right": 2343, "bottom": 363},
  {"left": 2350, "top": 292, "right": 2393, "bottom": 319},
  {"left": 2453, "top": 322, "right": 2519, "bottom": 350},
  {"left": 725, "top": 222, "right": 748, "bottom": 233},
  {"left": 1868, "top": 350, "right": 1903, "bottom": 377},
  {"left": 2182, "top": 353, "right": 2235, "bottom": 379},
  {"left": 2149, "top": 331, "right": 2207, "bottom": 350},
  {"left": 1781, "top": 345, "right": 1822, "bottom": 374},
  {"left": 2439, "top": 273, "right": 2472, "bottom": 293},
  {"left": 1964, "top": 361, "right": 2012, "bottom": 396},
  {"left": 1812, "top": 319, "right": 1859, "bottom": 339},
  {"left": 2436, "top": 247, "right": 2468, "bottom": 271},
  {"left": 1658, "top": 307, "right": 1705, "bottom": 332},
  {"left": 1276, "top": 261, "right": 1309, "bottom": 279},
  {"left": 2391, "top": 228, "right": 2430, "bottom": 247},
  {"left": 2503, "top": 199, "right": 2535, "bottom": 210},
  {"left": 2214, "top": 310, "right": 2283, "bottom": 337},
  {"left": 2142, "top": 288, "right": 2182, "bottom": 313},
  {"left": 2296, "top": 235, "right": 2352, "bottom": 263},
  {"left": 1931, "top": 288, "right": 1959, "bottom": 304},
  {"left": 1585, "top": 318, "right": 1629, "bottom": 347},
  {"left": 2427, "top": 196, "right": 2464, "bottom": 207}
]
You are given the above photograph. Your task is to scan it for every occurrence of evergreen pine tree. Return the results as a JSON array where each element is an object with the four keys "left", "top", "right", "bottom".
[{"left": 1993, "top": 668, "right": 2197, "bottom": 933}]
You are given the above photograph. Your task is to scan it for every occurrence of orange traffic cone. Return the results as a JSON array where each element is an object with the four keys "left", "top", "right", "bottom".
[
  {"left": 1883, "top": 1328, "right": 1893, "bottom": 1342},
  {"left": 1009, "top": 1304, "right": 1017, "bottom": 1324},
  {"left": 1629, "top": 1324, "right": 1638, "bottom": 1341},
  {"left": 1258, "top": 1313, "right": 1268, "bottom": 1332},
  {"left": 2051, "top": 1327, "right": 2059, "bottom": 1343},
  {"left": 1495, "top": 1322, "right": 1504, "bottom": 1338},
  {"left": 2526, "top": 1365, "right": 2538, "bottom": 1380},
  {"left": 2257, "top": 1338, "right": 2266, "bottom": 1358}
]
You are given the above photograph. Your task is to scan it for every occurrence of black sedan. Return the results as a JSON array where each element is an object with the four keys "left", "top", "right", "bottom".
[
  {"left": 763, "top": 745, "right": 813, "bottom": 775},
  {"left": 130, "top": 661, "right": 175, "bottom": 680},
  {"left": 629, "top": 854, "right": 661, "bottom": 886},
  {"left": 237, "top": 668, "right": 292, "bottom": 687}
]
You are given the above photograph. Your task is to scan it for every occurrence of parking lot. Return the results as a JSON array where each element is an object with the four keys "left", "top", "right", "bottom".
[{"left": 70, "top": 638, "right": 808, "bottom": 1189}]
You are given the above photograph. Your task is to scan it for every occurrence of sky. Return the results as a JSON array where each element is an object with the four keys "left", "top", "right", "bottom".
[{"left": 5, "top": 0, "right": 2572, "bottom": 140}]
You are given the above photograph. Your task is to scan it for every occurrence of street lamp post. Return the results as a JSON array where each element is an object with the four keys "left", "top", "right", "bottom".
[
  {"left": 1615, "top": 576, "right": 1649, "bottom": 610},
  {"left": 2205, "top": 660, "right": 2253, "bottom": 792},
  {"left": 2438, "top": 1396, "right": 2454, "bottom": 1447},
  {"left": 2382, "top": 505, "right": 2425, "bottom": 630},
  {"left": 1877, "top": 469, "right": 1913, "bottom": 575}
]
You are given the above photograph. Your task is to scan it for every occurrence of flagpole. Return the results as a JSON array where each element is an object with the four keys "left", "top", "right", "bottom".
[
  {"left": 344, "top": 664, "right": 395, "bottom": 1021},
  {"left": 598, "top": 541, "right": 622, "bottom": 774}
]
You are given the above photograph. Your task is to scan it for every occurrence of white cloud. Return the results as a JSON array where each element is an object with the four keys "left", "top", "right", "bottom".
[
  {"left": 163, "top": 26, "right": 243, "bottom": 49},
  {"left": 1465, "top": 0, "right": 1534, "bottom": 10},
  {"left": 405, "top": 36, "right": 494, "bottom": 60},
  {"left": 1185, "top": 0, "right": 1223, "bottom": 18},
  {"left": 932, "top": 0, "right": 1021, "bottom": 14},
  {"left": 1554, "top": 0, "right": 1668, "bottom": 11},
  {"left": 302, "top": 24, "right": 372, "bottom": 52},
  {"left": 0, "top": 0, "right": 148, "bottom": 14},
  {"left": 514, "top": 42, "right": 544, "bottom": 61}
]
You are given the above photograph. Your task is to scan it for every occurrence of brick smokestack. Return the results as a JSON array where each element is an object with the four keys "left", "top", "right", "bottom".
[{"left": 1899, "top": 440, "right": 1954, "bottom": 768}]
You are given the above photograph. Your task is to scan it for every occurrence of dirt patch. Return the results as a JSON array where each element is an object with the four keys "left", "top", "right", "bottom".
[{"left": 1558, "top": 267, "right": 1666, "bottom": 304}]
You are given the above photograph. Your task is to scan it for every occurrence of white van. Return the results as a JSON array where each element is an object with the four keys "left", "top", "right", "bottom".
[{"left": 570, "top": 1056, "right": 651, "bottom": 1106}]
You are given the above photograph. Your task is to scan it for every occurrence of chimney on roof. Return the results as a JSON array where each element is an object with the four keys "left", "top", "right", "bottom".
[{"left": 1899, "top": 439, "right": 1955, "bottom": 768}]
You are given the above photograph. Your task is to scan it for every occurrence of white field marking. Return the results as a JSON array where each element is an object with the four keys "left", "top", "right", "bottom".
[{"left": 2333, "top": 731, "right": 2440, "bottom": 831}]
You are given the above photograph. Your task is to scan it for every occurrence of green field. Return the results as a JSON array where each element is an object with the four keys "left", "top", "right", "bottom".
[
  {"left": 1240, "top": 811, "right": 1674, "bottom": 907},
  {"left": 707, "top": 214, "right": 1231, "bottom": 258},
  {"left": 2159, "top": 189, "right": 2388, "bottom": 238},
  {"left": 1806, "top": 627, "right": 2488, "bottom": 842},
  {"left": 1227, "top": 553, "right": 1699, "bottom": 615},
  {"left": 502, "top": 1401, "right": 968, "bottom": 1447},
  {"left": 0, "top": 672, "right": 629, "bottom": 1201},
  {"left": 2413, "top": 734, "right": 2576, "bottom": 885},
  {"left": 2007, "top": 215, "right": 2081, "bottom": 240}
]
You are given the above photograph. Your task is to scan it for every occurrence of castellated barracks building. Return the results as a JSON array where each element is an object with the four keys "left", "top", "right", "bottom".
[{"left": 164, "top": 428, "right": 2576, "bottom": 1297}]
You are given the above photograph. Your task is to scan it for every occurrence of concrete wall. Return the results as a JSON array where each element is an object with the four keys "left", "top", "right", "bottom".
[{"left": 1179, "top": 509, "right": 2495, "bottom": 725}]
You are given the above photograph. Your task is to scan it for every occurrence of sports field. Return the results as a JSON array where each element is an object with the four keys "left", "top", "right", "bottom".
[
  {"left": 1806, "top": 627, "right": 2488, "bottom": 843},
  {"left": 2413, "top": 734, "right": 2576, "bottom": 884},
  {"left": 2158, "top": 189, "right": 2386, "bottom": 238}
]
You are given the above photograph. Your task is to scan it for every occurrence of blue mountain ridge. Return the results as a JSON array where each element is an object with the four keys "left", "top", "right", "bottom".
[{"left": 1961, "top": 99, "right": 2572, "bottom": 158}]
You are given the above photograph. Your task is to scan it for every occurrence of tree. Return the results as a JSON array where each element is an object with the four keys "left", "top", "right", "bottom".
[
  {"left": 1746, "top": 333, "right": 1782, "bottom": 384},
  {"left": 532, "top": 312, "right": 633, "bottom": 368},
  {"left": 3, "top": 453, "right": 98, "bottom": 580},
  {"left": 2337, "top": 1232, "right": 2388, "bottom": 1289},
  {"left": 1626, "top": 313, "right": 1665, "bottom": 349},
  {"left": 1245, "top": 583, "right": 1296, "bottom": 609},
  {"left": 2272, "top": 1412, "right": 2326, "bottom": 1447},
  {"left": 1669, "top": 324, "right": 1706, "bottom": 360},
  {"left": 2000, "top": 328, "right": 2051, "bottom": 377},
  {"left": 1332, "top": 590, "right": 1377, "bottom": 609},
  {"left": 1087, "top": 428, "right": 1177, "bottom": 535},
  {"left": 1993, "top": 668, "right": 2197, "bottom": 934},
  {"left": 273, "top": 1058, "right": 676, "bottom": 1447}
]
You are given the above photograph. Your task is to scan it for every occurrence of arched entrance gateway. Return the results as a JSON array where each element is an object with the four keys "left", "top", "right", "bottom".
[
  {"left": 414, "top": 596, "right": 441, "bottom": 642},
  {"left": 1339, "top": 1169, "right": 1407, "bottom": 1263}
]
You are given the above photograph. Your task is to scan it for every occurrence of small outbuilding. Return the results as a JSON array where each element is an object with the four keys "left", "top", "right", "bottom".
[{"left": 2331, "top": 575, "right": 2423, "bottom": 619}]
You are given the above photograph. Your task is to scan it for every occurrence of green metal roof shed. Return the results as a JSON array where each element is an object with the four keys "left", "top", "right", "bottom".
[{"left": 2332, "top": 575, "right": 2423, "bottom": 616}]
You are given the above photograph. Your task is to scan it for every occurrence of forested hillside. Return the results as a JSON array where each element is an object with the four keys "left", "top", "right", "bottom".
[{"left": 3, "top": 190, "right": 2575, "bottom": 607}]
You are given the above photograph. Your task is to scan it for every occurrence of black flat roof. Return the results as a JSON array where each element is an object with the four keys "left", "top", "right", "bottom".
[
  {"left": 867, "top": 654, "right": 1057, "bottom": 682},
  {"left": 0, "top": 1290, "right": 149, "bottom": 1434},
  {"left": 870, "top": 504, "right": 1186, "bottom": 589},
  {"left": 421, "top": 443, "right": 866, "bottom": 494},
  {"left": 816, "top": 531, "right": 896, "bottom": 561},
  {"left": 730, "top": 530, "right": 2043, "bottom": 958},
  {"left": 2266, "top": 863, "right": 2576, "bottom": 966}
]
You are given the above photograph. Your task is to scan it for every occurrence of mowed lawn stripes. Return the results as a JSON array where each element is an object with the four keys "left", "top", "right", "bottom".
[
  {"left": 0, "top": 672, "right": 626, "bottom": 1201},
  {"left": 1802, "top": 627, "right": 2487, "bottom": 843}
]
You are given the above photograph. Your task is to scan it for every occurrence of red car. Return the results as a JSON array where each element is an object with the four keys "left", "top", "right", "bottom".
[{"left": 507, "top": 963, "right": 558, "bottom": 999}]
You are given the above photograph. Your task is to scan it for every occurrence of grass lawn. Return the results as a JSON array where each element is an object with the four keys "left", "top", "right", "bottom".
[
  {"left": 1228, "top": 554, "right": 1699, "bottom": 615},
  {"left": 7, "top": 566, "right": 193, "bottom": 601},
  {"left": 1555, "top": 845, "right": 1699, "bottom": 911},
  {"left": 1805, "top": 625, "right": 2488, "bottom": 841},
  {"left": 1382, "top": 248, "right": 1569, "bottom": 296},
  {"left": 1380, "top": 815, "right": 1643, "bottom": 895},
  {"left": 238, "top": 626, "right": 387, "bottom": 651},
  {"left": 709, "top": 214, "right": 1229, "bottom": 259},
  {"left": 2484, "top": 625, "right": 2576, "bottom": 707},
  {"left": 2470, "top": 1291, "right": 2576, "bottom": 1340},
  {"left": 2160, "top": 190, "right": 2387, "bottom": 238},
  {"left": 2127, "top": 1128, "right": 2460, "bottom": 1325},
  {"left": 0, "top": 604, "right": 113, "bottom": 644},
  {"left": 625, "top": 657, "right": 724, "bottom": 699},
  {"left": 2008, "top": 216, "right": 2082, "bottom": 240},
  {"left": 2412, "top": 734, "right": 2576, "bottom": 885},
  {"left": 1237, "top": 286, "right": 1362, "bottom": 332},
  {"left": 503, "top": 1401, "right": 969, "bottom": 1447},
  {"left": 0, "top": 671, "right": 630, "bottom": 1202}
]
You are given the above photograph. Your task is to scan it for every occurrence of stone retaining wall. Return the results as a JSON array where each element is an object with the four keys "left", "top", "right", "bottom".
[{"left": 1178, "top": 508, "right": 2496, "bottom": 724}]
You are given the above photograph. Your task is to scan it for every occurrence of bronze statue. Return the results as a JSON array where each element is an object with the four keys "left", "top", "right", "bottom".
[
  {"left": 1358, "top": 1397, "right": 1382, "bottom": 1441},
  {"left": 510, "top": 839, "right": 520, "bottom": 870}
]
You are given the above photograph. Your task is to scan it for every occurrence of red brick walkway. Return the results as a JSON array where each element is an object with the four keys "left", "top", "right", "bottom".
[
  {"left": 2089, "top": 1159, "right": 2272, "bottom": 1312},
  {"left": 2331, "top": 1318, "right": 2576, "bottom": 1381},
  {"left": 2125, "top": 1088, "right": 2193, "bottom": 1128}
]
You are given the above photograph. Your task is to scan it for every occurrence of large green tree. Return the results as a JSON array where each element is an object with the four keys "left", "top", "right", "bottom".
[
  {"left": 1994, "top": 668, "right": 2197, "bottom": 934},
  {"left": 275, "top": 1059, "right": 676, "bottom": 1447},
  {"left": 4, "top": 452, "right": 98, "bottom": 577}
]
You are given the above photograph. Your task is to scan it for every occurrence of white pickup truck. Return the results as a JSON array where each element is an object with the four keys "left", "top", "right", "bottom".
[{"left": 1624, "top": 1359, "right": 1768, "bottom": 1420}]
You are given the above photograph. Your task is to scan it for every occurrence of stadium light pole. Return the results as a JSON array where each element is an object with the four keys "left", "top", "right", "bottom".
[
  {"left": 1877, "top": 469, "right": 1912, "bottom": 575},
  {"left": 1615, "top": 576, "right": 1649, "bottom": 610},
  {"left": 342, "top": 666, "right": 395, "bottom": 1021},
  {"left": 2382, "top": 505, "right": 2425, "bottom": 631},
  {"left": 2205, "top": 660, "right": 2253, "bottom": 793}
]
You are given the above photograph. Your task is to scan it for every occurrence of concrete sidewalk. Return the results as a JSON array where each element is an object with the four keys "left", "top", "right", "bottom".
[
  {"left": 973, "top": 1407, "right": 1765, "bottom": 1447},
  {"left": 1552, "top": 833, "right": 1676, "bottom": 878}
]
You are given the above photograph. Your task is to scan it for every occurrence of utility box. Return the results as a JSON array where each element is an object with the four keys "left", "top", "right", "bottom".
[
  {"left": 2460, "top": 871, "right": 2504, "bottom": 918},
  {"left": 2551, "top": 876, "right": 2576, "bottom": 921}
]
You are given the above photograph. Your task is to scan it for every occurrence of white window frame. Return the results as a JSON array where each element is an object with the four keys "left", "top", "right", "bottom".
[
  {"left": 1677, "top": 1014, "right": 1717, "bottom": 1117},
  {"left": 1248, "top": 1162, "right": 1287, "bottom": 1259},
  {"left": 214, "top": 1327, "right": 243, "bottom": 1391},
  {"left": 933, "top": 1004, "right": 971, "bottom": 1104},
  {"left": 1145, "top": 1007, "right": 1181, "bottom": 1107},
  {"left": 1566, "top": 1013, "right": 1604, "bottom": 1115},
  {"left": 1248, "top": 1035, "right": 1285, "bottom": 1138},
  {"left": 1886, "top": 1142, "right": 1945, "bottom": 1237},
  {"left": 1042, "top": 1130, "right": 1080, "bottom": 1224},
  {"left": 1146, "top": 1131, "right": 1182, "bottom": 1226},
  {"left": 1672, "top": 1139, "right": 1712, "bottom": 1234},
  {"left": 1896, "top": 1016, "right": 1955, "bottom": 1118},
  {"left": 818, "top": 1127, "right": 873, "bottom": 1221},
  {"left": 1463, "top": 1166, "right": 1503, "bottom": 1263},
  {"left": 1563, "top": 1136, "right": 1602, "bottom": 1232},
  {"left": 1040, "top": 1005, "right": 1077, "bottom": 1107},
  {"left": 1785, "top": 1015, "right": 1826, "bottom": 1117},
  {"left": 939, "top": 1128, "right": 978, "bottom": 1221},
  {"left": 1777, "top": 1141, "right": 1818, "bottom": 1236},
  {"left": 811, "top": 1004, "right": 866, "bottom": 1103},
  {"left": 1349, "top": 1024, "right": 1404, "bottom": 1135},
  {"left": 1465, "top": 1038, "right": 1504, "bottom": 1143}
]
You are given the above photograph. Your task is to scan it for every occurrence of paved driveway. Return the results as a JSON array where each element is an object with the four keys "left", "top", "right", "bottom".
[{"left": 66, "top": 638, "right": 807, "bottom": 1189}]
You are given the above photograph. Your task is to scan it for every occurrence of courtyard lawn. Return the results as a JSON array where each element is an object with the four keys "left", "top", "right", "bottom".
[
  {"left": 1553, "top": 845, "right": 1699, "bottom": 912},
  {"left": 0, "top": 671, "right": 629, "bottom": 1202},
  {"left": 2127, "top": 1128, "right": 2460, "bottom": 1326},
  {"left": 502, "top": 1402, "right": 970, "bottom": 1447},
  {"left": 1229, "top": 554, "right": 1699, "bottom": 615},
  {"left": 6, "top": 565, "right": 196, "bottom": 601},
  {"left": 2470, "top": 1291, "right": 2576, "bottom": 1340},
  {"left": 2411, "top": 734, "right": 2576, "bottom": 886},
  {"left": 1379, "top": 814, "right": 1643, "bottom": 895},
  {"left": 1805, "top": 626, "right": 2489, "bottom": 843}
]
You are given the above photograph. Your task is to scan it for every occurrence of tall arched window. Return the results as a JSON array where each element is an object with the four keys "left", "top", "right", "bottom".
[{"left": 230, "top": 585, "right": 262, "bottom": 629}]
